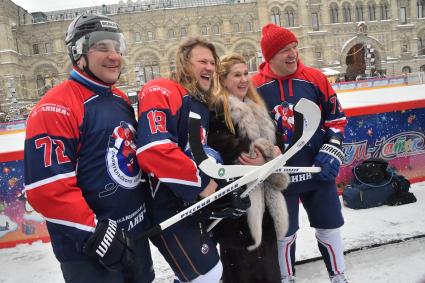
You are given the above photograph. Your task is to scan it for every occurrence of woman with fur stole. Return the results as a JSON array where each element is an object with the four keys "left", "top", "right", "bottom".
[{"left": 208, "top": 53, "right": 290, "bottom": 283}]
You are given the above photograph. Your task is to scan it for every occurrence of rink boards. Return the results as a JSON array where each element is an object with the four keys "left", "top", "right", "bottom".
[{"left": 0, "top": 84, "right": 424, "bottom": 248}]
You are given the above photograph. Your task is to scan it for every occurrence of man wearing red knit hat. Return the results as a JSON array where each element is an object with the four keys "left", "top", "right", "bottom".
[{"left": 251, "top": 24, "right": 349, "bottom": 283}]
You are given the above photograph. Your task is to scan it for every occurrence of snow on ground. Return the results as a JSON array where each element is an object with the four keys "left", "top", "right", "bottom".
[{"left": 0, "top": 183, "right": 424, "bottom": 282}]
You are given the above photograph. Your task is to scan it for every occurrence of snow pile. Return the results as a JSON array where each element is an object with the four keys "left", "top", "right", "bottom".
[{"left": 0, "top": 183, "right": 424, "bottom": 282}]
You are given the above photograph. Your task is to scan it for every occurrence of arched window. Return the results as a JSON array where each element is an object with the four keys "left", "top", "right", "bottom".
[
  {"left": 343, "top": 3, "right": 352, "bottom": 22},
  {"left": 368, "top": 2, "right": 376, "bottom": 20},
  {"left": 400, "top": 6, "right": 407, "bottom": 24},
  {"left": 201, "top": 25, "right": 208, "bottom": 35},
  {"left": 236, "top": 47, "right": 258, "bottom": 73},
  {"left": 312, "top": 12, "right": 320, "bottom": 31},
  {"left": 135, "top": 55, "right": 160, "bottom": 86},
  {"left": 180, "top": 27, "right": 187, "bottom": 37},
  {"left": 271, "top": 7, "right": 281, "bottom": 26},
  {"left": 402, "top": 66, "right": 411, "bottom": 73},
  {"left": 420, "top": 64, "right": 425, "bottom": 72},
  {"left": 36, "top": 75, "right": 45, "bottom": 96},
  {"left": 212, "top": 24, "right": 220, "bottom": 35},
  {"left": 234, "top": 22, "right": 240, "bottom": 32},
  {"left": 147, "top": 31, "right": 155, "bottom": 41},
  {"left": 355, "top": 2, "right": 364, "bottom": 21},
  {"left": 246, "top": 21, "right": 253, "bottom": 32},
  {"left": 418, "top": 36, "right": 425, "bottom": 55},
  {"left": 380, "top": 1, "right": 389, "bottom": 20},
  {"left": 330, "top": 3, "right": 339, "bottom": 23},
  {"left": 418, "top": 0, "right": 425, "bottom": 18},
  {"left": 168, "top": 28, "right": 176, "bottom": 39},
  {"left": 135, "top": 32, "right": 141, "bottom": 42},
  {"left": 314, "top": 46, "right": 322, "bottom": 61},
  {"left": 284, "top": 7, "right": 295, "bottom": 27}
]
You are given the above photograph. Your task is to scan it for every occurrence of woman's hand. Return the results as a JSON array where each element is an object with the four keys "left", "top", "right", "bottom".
[
  {"left": 238, "top": 147, "right": 266, "bottom": 165},
  {"left": 199, "top": 179, "right": 218, "bottom": 198},
  {"left": 273, "top": 145, "right": 282, "bottom": 157}
]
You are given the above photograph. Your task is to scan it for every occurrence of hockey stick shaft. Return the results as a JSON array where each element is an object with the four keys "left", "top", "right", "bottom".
[{"left": 135, "top": 154, "right": 282, "bottom": 240}]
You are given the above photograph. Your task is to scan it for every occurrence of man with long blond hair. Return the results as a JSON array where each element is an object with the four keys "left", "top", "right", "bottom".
[{"left": 135, "top": 37, "right": 225, "bottom": 283}]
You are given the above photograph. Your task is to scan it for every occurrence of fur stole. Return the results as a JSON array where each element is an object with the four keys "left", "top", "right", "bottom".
[{"left": 227, "top": 96, "right": 290, "bottom": 250}]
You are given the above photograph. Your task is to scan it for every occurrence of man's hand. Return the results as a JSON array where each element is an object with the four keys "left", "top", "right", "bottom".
[
  {"left": 201, "top": 190, "right": 251, "bottom": 220},
  {"left": 314, "top": 139, "right": 344, "bottom": 181},
  {"left": 83, "top": 219, "right": 135, "bottom": 271}
]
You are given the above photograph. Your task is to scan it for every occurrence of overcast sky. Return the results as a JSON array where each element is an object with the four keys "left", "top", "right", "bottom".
[{"left": 11, "top": 0, "right": 122, "bottom": 12}]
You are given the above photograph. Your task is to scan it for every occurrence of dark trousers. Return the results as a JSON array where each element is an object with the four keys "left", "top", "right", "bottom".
[
  {"left": 216, "top": 210, "right": 281, "bottom": 283},
  {"left": 60, "top": 238, "right": 154, "bottom": 283},
  {"left": 150, "top": 216, "right": 220, "bottom": 282}
]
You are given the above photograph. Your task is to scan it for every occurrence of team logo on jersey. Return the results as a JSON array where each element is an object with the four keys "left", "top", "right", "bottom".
[
  {"left": 272, "top": 101, "right": 295, "bottom": 144},
  {"left": 201, "top": 243, "right": 209, "bottom": 254},
  {"left": 106, "top": 122, "right": 141, "bottom": 189}
]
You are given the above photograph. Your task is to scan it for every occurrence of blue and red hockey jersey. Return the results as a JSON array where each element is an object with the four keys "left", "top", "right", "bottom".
[
  {"left": 136, "top": 78, "right": 211, "bottom": 223},
  {"left": 24, "top": 68, "right": 150, "bottom": 262},
  {"left": 252, "top": 61, "right": 347, "bottom": 189}
]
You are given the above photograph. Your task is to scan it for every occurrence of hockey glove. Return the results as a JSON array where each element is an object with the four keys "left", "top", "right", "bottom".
[
  {"left": 83, "top": 219, "right": 136, "bottom": 271},
  {"left": 314, "top": 138, "right": 344, "bottom": 181},
  {"left": 201, "top": 190, "right": 251, "bottom": 220}
]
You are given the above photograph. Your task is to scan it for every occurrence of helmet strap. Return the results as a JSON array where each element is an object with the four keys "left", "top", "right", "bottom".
[{"left": 79, "top": 54, "right": 112, "bottom": 86}]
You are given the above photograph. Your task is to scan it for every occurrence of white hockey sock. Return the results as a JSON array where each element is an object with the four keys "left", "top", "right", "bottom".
[
  {"left": 277, "top": 233, "right": 297, "bottom": 278},
  {"left": 179, "top": 260, "right": 222, "bottom": 283},
  {"left": 315, "top": 228, "right": 346, "bottom": 275}
]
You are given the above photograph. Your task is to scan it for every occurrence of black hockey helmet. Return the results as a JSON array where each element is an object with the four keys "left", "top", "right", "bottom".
[{"left": 65, "top": 14, "right": 126, "bottom": 65}]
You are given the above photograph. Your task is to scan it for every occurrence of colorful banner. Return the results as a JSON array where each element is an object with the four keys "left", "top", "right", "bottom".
[
  {"left": 337, "top": 107, "right": 425, "bottom": 192},
  {"left": 0, "top": 160, "right": 49, "bottom": 248}
]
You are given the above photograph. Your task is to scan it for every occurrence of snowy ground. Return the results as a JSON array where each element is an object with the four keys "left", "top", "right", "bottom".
[{"left": 0, "top": 183, "right": 425, "bottom": 283}]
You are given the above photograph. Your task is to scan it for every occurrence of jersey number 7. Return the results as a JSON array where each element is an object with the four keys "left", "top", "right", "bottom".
[{"left": 35, "top": 136, "right": 71, "bottom": 167}]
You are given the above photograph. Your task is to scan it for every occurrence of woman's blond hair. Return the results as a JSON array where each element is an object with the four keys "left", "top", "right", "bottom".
[
  {"left": 212, "top": 53, "right": 266, "bottom": 134},
  {"left": 170, "top": 37, "right": 219, "bottom": 95}
]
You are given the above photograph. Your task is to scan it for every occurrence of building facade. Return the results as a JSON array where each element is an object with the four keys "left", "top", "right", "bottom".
[{"left": 0, "top": 0, "right": 425, "bottom": 116}]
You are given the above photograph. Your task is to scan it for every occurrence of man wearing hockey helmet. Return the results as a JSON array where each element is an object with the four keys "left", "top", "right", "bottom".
[
  {"left": 65, "top": 14, "right": 127, "bottom": 84},
  {"left": 24, "top": 14, "right": 154, "bottom": 283}
]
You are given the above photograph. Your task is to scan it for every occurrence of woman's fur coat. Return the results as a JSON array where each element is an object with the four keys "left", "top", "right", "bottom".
[{"left": 208, "top": 95, "right": 290, "bottom": 250}]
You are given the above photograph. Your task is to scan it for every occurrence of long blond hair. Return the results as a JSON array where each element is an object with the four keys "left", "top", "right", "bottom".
[
  {"left": 170, "top": 37, "right": 219, "bottom": 95},
  {"left": 212, "top": 53, "right": 266, "bottom": 134}
]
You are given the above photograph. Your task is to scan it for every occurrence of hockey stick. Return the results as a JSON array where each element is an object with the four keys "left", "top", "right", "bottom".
[
  {"left": 204, "top": 98, "right": 321, "bottom": 231},
  {"left": 188, "top": 99, "right": 320, "bottom": 180},
  {"left": 134, "top": 99, "right": 320, "bottom": 240},
  {"left": 134, "top": 154, "right": 296, "bottom": 240},
  {"left": 199, "top": 98, "right": 320, "bottom": 232}
]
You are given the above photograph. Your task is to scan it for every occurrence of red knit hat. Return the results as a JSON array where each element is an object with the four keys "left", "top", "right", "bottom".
[{"left": 260, "top": 24, "right": 298, "bottom": 62}]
